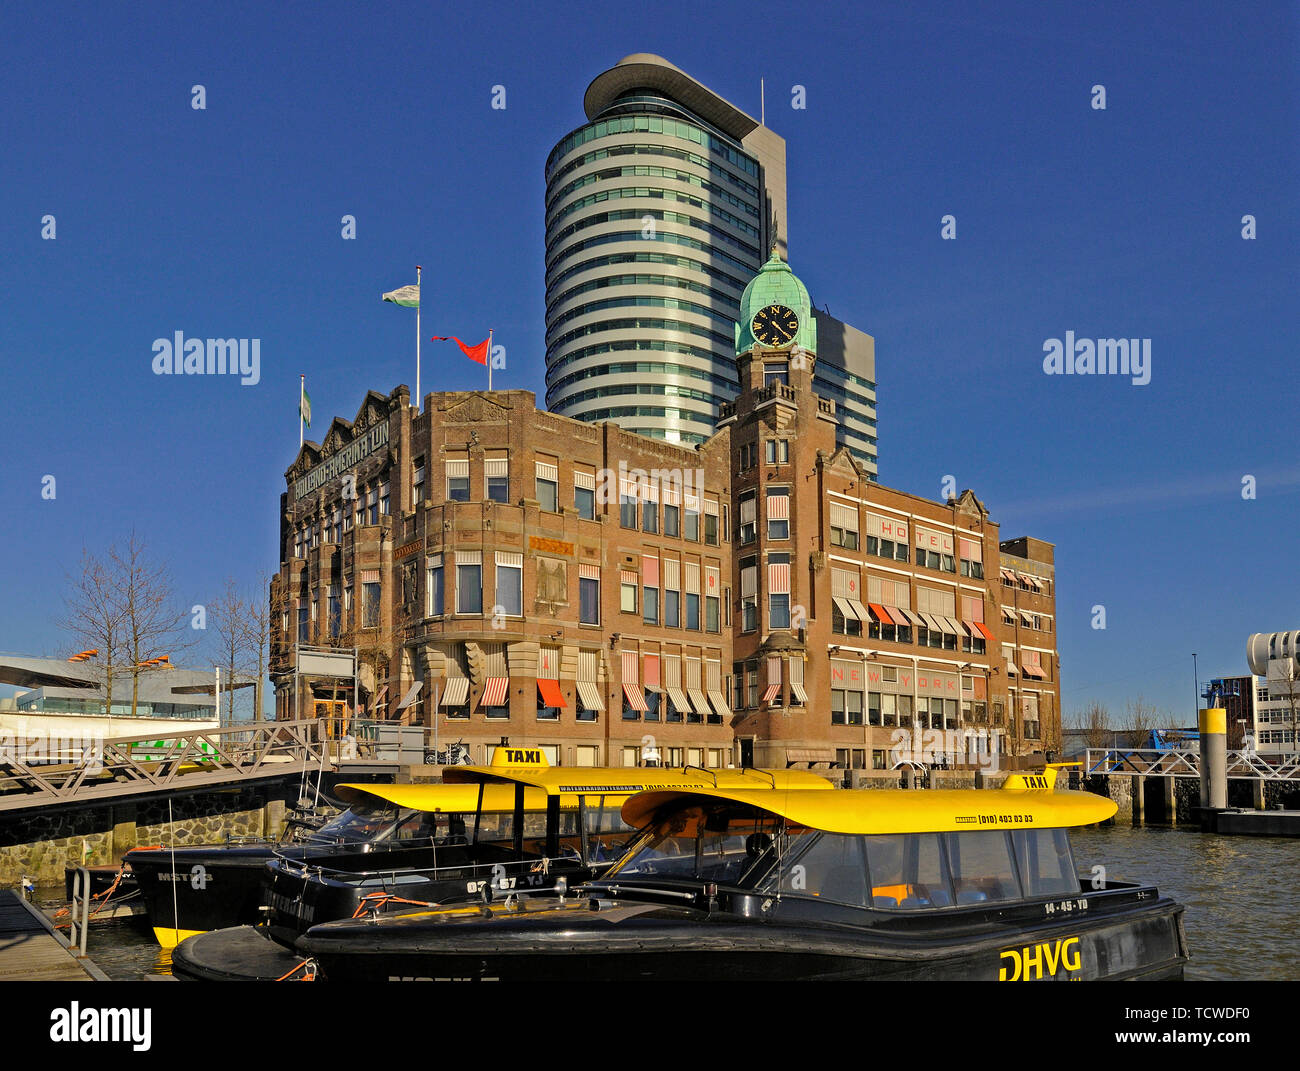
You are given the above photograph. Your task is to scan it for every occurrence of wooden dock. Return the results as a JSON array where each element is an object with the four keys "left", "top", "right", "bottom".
[{"left": 0, "top": 891, "right": 108, "bottom": 980}]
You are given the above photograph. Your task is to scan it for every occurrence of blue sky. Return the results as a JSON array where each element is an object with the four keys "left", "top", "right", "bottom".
[{"left": 1, "top": 1, "right": 1295, "bottom": 720}]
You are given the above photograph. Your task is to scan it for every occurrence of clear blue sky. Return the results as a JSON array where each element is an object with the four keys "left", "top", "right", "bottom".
[{"left": 1, "top": 1, "right": 1295, "bottom": 721}]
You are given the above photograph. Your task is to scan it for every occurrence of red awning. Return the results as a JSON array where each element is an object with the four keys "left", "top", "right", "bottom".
[
  {"left": 885, "top": 606, "right": 910, "bottom": 627},
  {"left": 762, "top": 683, "right": 781, "bottom": 703},
  {"left": 480, "top": 677, "right": 509, "bottom": 708},
  {"left": 972, "top": 621, "right": 996, "bottom": 642},
  {"left": 537, "top": 678, "right": 567, "bottom": 708},
  {"left": 868, "top": 603, "right": 893, "bottom": 624},
  {"left": 622, "top": 683, "right": 649, "bottom": 712}
]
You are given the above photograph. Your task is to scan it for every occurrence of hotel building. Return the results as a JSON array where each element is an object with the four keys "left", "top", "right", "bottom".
[{"left": 272, "top": 254, "right": 1059, "bottom": 769}]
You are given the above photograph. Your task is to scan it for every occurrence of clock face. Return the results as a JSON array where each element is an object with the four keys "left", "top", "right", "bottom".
[{"left": 751, "top": 304, "right": 798, "bottom": 346}]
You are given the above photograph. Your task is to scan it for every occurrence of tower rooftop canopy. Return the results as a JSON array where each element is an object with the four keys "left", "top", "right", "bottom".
[{"left": 584, "top": 53, "right": 760, "bottom": 141}]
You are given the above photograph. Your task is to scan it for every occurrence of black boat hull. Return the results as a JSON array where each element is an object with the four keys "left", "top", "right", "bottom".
[{"left": 299, "top": 893, "right": 1187, "bottom": 982}]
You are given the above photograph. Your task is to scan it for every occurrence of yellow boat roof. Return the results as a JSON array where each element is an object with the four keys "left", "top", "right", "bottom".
[
  {"left": 621, "top": 785, "right": 1118, "bottom": 834},
  {"left": 332, "top": 782, "right": 553, "bottom": 812},
  {"left": 443, "top": 764, "right": 834, "bottom": 796}
]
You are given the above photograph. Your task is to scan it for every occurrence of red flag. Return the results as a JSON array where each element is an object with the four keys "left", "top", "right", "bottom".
[{"left": 431, "top": 336, "right": 488, "bottom": 365}]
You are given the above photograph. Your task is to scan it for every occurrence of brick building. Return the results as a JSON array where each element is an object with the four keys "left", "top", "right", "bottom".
[
  {"left": 272, "top": 386, "right": 736, "bottom": 767},
  {"left": 272, "top": 253, "right": 1060, "bottom": 770}
]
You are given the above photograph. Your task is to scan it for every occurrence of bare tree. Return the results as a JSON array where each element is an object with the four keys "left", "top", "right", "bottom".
[
  {"left": 244, "top": 573, "right": 280, "bottom": 723},
  {"left": 1075, "top": 701, "right": 1111, "bottom": 750},
  {"left": 209, "top": 578, "right": 252, "bottom": 723},
  {"left": 111, "top": 533, "right": 193, "bottom": 718},
  {"left": 58, "top": 549, "right": 129, "bottom": 715},
  {"left": 1124, "top": 695, "right": 1158, "bottom": 749}
]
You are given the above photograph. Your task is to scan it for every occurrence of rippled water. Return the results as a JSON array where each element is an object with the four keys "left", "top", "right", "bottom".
[
  {"left": 51, "top": 826, "right": 1300, "bottom": 981},
  {"left": 1070, "top": 826, "right": 1300, "bottom": 981}
]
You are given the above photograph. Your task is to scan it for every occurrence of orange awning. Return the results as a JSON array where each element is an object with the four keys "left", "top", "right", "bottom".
[
  {"left": 868, "top": 603, "right": 893, "bottom": 623},
  {"left": 537, "top": 678, "right": 567, "bottom": 708}
]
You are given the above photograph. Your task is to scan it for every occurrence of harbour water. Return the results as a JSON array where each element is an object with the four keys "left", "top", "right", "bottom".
[{"left": 43, "top": 826, "right": 1300, "bottom": 981}]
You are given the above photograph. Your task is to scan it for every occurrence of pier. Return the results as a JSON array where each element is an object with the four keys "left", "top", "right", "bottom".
[{"left": 0, "top": 890, "right": 107, "bottom": 980}]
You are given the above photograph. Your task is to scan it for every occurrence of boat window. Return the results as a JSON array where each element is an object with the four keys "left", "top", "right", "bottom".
[
  {"left": 772, "top": 832, "right": 868, "bottom": 907},
  {"left": 862, "top": 833, "right": 954, "bottom": 909},
  {"left": 311, "top": 803, "right": 406, "bottom": 844},
  {"left": 582, "top": 797, "right": 638, "bottom": 863},
  {"left": 606, "top": 803, "right": 783, "bottom": 884},
  {"left": 943, "top": 830, "right": 1022, "bottom": 904},
  {"left": 1011, "top": 828, "right": 1079, "bottom": 897}
]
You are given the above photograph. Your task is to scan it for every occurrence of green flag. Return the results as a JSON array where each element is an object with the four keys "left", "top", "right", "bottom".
[
  {"left": 382, "top": 284, "right": 420, "bottom": 308},
  {"left": 300, "top": 388, "right": 311, "bottom": 428}
]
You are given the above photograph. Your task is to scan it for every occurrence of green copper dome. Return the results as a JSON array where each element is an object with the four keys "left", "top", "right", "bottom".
[{"left": 735, "top": 250, "right": 817, "bottom": 356}]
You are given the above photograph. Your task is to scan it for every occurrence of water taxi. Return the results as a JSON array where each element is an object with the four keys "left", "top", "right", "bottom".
[
  {"left": 296, "top": 767, "right": 1188, "bottom": 981},
  {"left": 170, "top": 747, "right": 832, "bottom": 978}
]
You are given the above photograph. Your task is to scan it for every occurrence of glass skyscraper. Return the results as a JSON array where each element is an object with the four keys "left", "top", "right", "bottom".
[{"left": 545, "top": 54, "right": 877, "bottom": 476}]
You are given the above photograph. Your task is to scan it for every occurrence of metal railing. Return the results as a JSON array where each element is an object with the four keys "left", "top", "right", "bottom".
[
  {"left": 0, "top": 719, "right": 328, "bottom": 811},
  {"left": 1084, "top": 747, "right": 1300, "bottom": 781}
]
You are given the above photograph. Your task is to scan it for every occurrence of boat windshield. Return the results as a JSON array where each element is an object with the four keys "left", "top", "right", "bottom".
[
  {"left": 606, "top": 799, "right": 1082, "bottom": 908},
  {"left": 309, "top": 803, "right": 463, "bottom": 846},
  {"left": 604, "top": 803, "right": 787, "bottom": 885}
]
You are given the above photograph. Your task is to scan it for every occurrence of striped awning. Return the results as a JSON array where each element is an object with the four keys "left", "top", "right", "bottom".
[
  {"left": 901, "top": 608, "right": 924, "bottom": 628},
  {"left": 833, "top": 596, "right": 860, "bottom": 621},
  {"left": 440, "top": 678, "right": 469, "bottom": 707},
  {"left": 666, "top": 685, "right": 691, "bottom": 714},
  {"left": 576, "top": 679, "right": 604, "bottom": 711},
  {"left": 790, "top": 681, "right": 809, "bottom": 704},
  {"left": 623, "top": 684, "right": 649, "bottom": 712},
  {"left": 479, "top": 677, "right": 509, "bottom": 708},
  {"left": 688, "top": 688, "right": 711, "bottom": 716},
  {"left": 886, "top": 606, "right": 910, "bottom": 627},
  {"left": 762, "top": 683, "right": 781, "bottom": 703},
  {"left": 708, "top": 689, "right": 732, "bottom": 718}
]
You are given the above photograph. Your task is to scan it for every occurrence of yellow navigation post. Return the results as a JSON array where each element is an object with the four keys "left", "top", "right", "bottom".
[{"left": 1199, "top": 707, "right": 1227, "bottom": 811}]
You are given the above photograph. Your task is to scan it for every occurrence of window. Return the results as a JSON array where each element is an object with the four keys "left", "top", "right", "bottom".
[
  {"left": 536, "top": 461, "right": 558, "bottom": 512},
  {"left": 495, "top": 554, "right": 522, "bottom": 617},
  {"left": 740, "top": 557, "right": 758, "bottom": 633},
  {"left": 738, "top": 491, "right": 757, "bottom": 543},
  {"left": 768, "top": 553, "right": 790, "bottom": 630},
  {"left": 685, "top": 592, "right": 700, "bottom": 630},
  {"left": 643, "top": 584, "right": 658, "bottom": 624},
  {"left": 663, "top": 502, "right": 679, "bottom": 537},
  {"left": 765, "top": 439, "right": 789, "bottom": 464},
  {"left": 746, "top": 661, "right": 759, "bottom": 708},
  {"left": 297, "top": 605, "right": 309, "bottom": 643},
  {"left": 684, "top": 499, "right": 700, "bottom": 542},
  {"left": 620, "top": 570, "right": 637, "bottom": 614},
  {"left": 379, "top": 481, "right": 390, "bottom": 517},
  {"left": 326, "top": 590, "right": 341, "bottom": 638},
  {"left": 446, "top": 459, "right": 470, "bottom": 502},
  {"left": 331, "top": 508, "right": 341, "bottom": 544},
  {"left": 426, "top": 557, "right": 444, "bottom": 616},
  {"left": 620, "top": 484, "right": 637, "bottom": 528},
  {"left": 706, "top": 591, "right": 720, "bottom": 632},
  {"left": 704, "top": 502, "right": 718, "bottom": 545},
  {"left": 412, "top": 462, "right": 425, "bottom": 506},
  {"left": 574, "top": 482, "right": 595, "bottom": 519},
  {"left": 456, "top": 559, "right": 482, "bottom": 615},
  {"left": 766, "top": 488, "right": 789, "bottom": 540},
  {"left": 832, "top": 602, "right": 861, "bottom": 637},
  {"left": 362, "top": 582, "right": 381, "bottom": 628},
  {"left": 486, "top": 457, "right": 509, "bottom": 503},
  {"left": 579, "top": 571, "right": 599, "bottom": 625},
  {"left": 642, "top": 495, "right": 657, "bottom": 533},
  {"left": 831, "top": 688, "right": 863, "bottom": 726},
  {"left": 665, "top": 588, "right": 680, "bottom": 628},
  {"left": 739, "top": 441, "right": 756, "bottom": 470},
  {"left": 763, "top": 363, "right": 788, "bottom": 387},
  {"left": 830, "top": 502, "right": 859, "bottom": 550}
]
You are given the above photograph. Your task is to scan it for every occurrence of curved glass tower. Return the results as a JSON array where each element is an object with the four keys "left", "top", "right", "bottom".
[{"left": 544, "top": 54, "right": 786, "bottom": 445}]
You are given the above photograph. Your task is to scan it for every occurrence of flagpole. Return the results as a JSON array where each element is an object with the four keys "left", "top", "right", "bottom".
[
  {"left": 415, "top": 265, "right": 422, "bottom": 411},
  {"left": 299, "top": 375, "right": 304, "bottom": 447},
  {"left": 487, "top": 329, "right": 493, "bottom": 392}
]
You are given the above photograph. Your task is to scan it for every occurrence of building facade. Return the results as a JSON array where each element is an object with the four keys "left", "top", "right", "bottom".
[
  {"left": 273, "top": 387, "right": 736, "bottom": 768},
  {"left": 274, "top": 255, "right": 1059, "bottom": 770},
  {"left": 718, "top": 253, "right": 1057, "bottom": 771},
  {"left": 1246, "top": 631, "right": 1300, "bottom": 756},
  {"left": 544, "top": 53, "right": 878, "bottom": 474}
]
